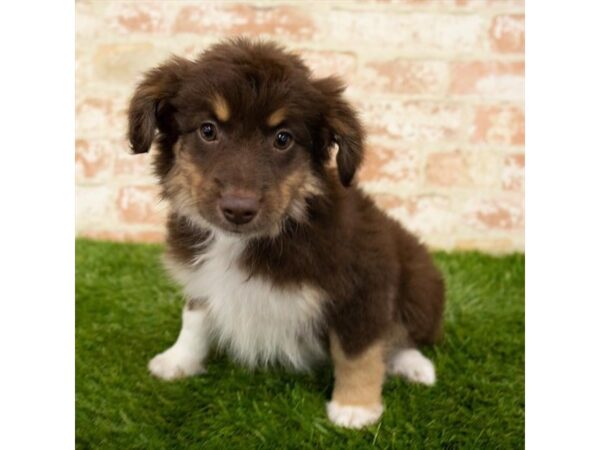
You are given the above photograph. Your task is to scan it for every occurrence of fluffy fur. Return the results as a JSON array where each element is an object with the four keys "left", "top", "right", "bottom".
[
  {"left": 164, "top": 232, "right": 327, "bottom": 371},
  {"left": 128, "top": 38, "right": 445, "bottom": 429}
]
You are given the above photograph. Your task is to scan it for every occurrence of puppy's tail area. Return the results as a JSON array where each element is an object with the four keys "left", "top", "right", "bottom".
[{"left": 398, "top": 243, "right": 446, "bottom": 346}]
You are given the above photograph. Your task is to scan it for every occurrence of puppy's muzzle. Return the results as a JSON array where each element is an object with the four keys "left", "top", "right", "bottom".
[{"left": 219, "top": 191, "right": 260, "bottom": 225}]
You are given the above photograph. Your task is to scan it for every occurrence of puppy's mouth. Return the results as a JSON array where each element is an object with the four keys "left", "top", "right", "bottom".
[
  {"left": 194, "top": 203, "right": 272, "bottom": 238},
  {"left": 218, "top": 209, "right": 289, "bottom": 238},
  {"left": 216, "top": 217, "right": 258, "bottom": 235},
  {"left": 187, "top": 188, "right": 297, "bottom": 238},
  {"left": 211, "top": 205, "right": 294, "bottom": 239}
]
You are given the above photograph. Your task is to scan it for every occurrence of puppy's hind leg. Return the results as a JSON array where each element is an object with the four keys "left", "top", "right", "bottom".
[
  {"left": 388, "top": 348, "right": 436, "bottom": 386},
  {"left": 148, "top": 298, "right": 211, "bottom": 381}
]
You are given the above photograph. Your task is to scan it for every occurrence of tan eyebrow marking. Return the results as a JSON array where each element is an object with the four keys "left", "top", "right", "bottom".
[
  {"left": 267, "top": 107, "right": 286, "bottom": 127},
  {"left": 211, "top": 94, "right": 230, "bottom": 122}
]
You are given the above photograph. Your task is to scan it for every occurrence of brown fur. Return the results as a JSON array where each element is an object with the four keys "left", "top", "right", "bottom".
[{"left": 128, "top": 37, "right": 445, "bottom": 410}]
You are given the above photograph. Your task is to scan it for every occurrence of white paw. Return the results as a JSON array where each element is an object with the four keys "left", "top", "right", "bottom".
[
  {"left": 326, "top": 401, "right": 383, "bottom": 429},
  {"left": 148, "top": 346, "right": 205, "bottom": 381},
  {"left": 389, "top": 349, "right": 436, "bottom": 385}
]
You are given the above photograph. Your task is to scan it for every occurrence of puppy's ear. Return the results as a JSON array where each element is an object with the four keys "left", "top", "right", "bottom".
[
  {"left": 313, "top": 76, "right": 365, "bottom": 187},
  {"left": 127, "top": 57, "right": 190, "bottom": 154}
]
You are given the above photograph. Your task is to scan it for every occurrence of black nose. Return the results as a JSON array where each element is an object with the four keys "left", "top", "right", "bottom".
[{"left": 219, "top": 193, "right": 259, "bottom": 225}]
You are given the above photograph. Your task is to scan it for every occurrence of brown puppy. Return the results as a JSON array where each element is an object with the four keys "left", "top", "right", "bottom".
[{"left": 128, "top": 38, "right": 445, "bottom": 429}]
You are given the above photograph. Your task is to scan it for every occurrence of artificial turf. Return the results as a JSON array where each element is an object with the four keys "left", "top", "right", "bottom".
[{"left": 75, "top": 238, "right": 524, "bottom": 449}]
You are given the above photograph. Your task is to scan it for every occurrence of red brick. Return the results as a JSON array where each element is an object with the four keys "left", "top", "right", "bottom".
[
  {"left": 368, "top": 193, "right": 457, "bottom": 235},
  {"left": 76, "top": 185, "right": 115, "bottom": 231},
  {"left": 360, "top": 100, "right": 464, "bottom": 144},
  {"left": 116, "top": 185, "right": 165, "bottom": 225},
  {"left": 425, "top": 151, "right": 470, "bottom": 186},
  {"left": 360, "top": 143, "right": 419, "bottom": 184},
  {"left": 78, "top": 2, "right": 169, "bottom": 37},
  {"left": 115, "top": 149, "right": 154, "bottom": 178},
  {"left": 109, "top": 3, "right": 167, "bottom": 34},
  {"left": 425, "top": 150, "right": 501, "bottom": 188},
  {"left": 76, "top": 96, "right": 126, "bottom": 138},
  {"left": 372, "top": 193, "right": 405, "bottom": 211},
  {"left": 75, "top": 2, "right": 103, "bottom": 39},
  {"left": 490, "top": 14, "right": 525, "bottom": 53},
  {"left": 455, "top": 237, "right": 515, "bottom": 253},
  {"left": 297, "top": 50, "right": 357, "bottom": 80},
  {"left": 502, "top": 153, "right": 525, "bottom": 191},
  {"left": 75, "top": 139, "right": 115, "bottom": 182},
  {"left": 450, "top": 61, "right": 524, "bottom": 98},
  {"left": 314, "top": 10, "right": 488, "bottom": 54},
  {"left": 455, "top": 0, "right": 524, "bottom": 8},
  {"left": 373, "top": 0, "right": 523, "bottom": 6},
  {"left": 80, "top": 229, "right": 165, "bottom": 243},
  {"left": 93, "top": 43, "right": 170, "bottom": 84},
  {"left": 173, "top": 4, "right": 315, "bottom": 41},
  {"left": 395, "top": 194, "right": 457, "bottom": 235},
  {"left": 464, "top": 197, "right": 524, "bottom": 231},
  {"left": 360, "top": 60, "right": 448, "bottom": 95},
  {"left": 470, "top": 105, "right": 524, "bottom": 145}
]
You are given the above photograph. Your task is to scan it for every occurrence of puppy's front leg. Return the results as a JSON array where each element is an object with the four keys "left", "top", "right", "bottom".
[
  {"left": 148, "top": 298, "right": 210, "bottom": 380},
  {"left": 327, "top": 333, "right": 385, "bottom": 429}
]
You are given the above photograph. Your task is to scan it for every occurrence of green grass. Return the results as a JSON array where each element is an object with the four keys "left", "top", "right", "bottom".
[{"left": 76, "top": 239, "right": 524, "bottom": 449}]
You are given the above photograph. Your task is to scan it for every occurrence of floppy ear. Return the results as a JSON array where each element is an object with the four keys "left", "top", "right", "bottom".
[
  {"left": 127, "top": 57, "right": 190, "bottom": 154},
  {"left": 313, "top": 76, "right": 365, "bottom": 187}
]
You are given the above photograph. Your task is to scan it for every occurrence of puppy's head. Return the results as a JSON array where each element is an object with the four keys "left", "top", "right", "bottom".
[{"left": 128, "top": 38, "right": 364, "bottom": 237}]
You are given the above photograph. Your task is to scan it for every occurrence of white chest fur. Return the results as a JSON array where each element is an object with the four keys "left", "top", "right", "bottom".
[{"left": 165, "top": 234, "right": 327, "bottom": 371}]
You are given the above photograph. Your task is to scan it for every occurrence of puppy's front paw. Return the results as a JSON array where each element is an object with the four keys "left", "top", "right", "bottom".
[
  {"left": 148, "top": 347, "right": 205, "bottom": 381},
  {"left": 326, "top": 401, "right": 383, "bottom": 429},
  {"left": 389, "top": 349, "right": 436, "bottom": 385}
]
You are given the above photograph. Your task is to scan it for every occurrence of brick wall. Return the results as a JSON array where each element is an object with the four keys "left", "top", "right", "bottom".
[{"left": 75, "top": 0, "right": 525, "bottom": 253}]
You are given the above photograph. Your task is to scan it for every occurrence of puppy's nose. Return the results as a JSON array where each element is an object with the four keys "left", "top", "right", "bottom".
[{"left": 219, "top": 192, "right": 259, "bottom": 225}]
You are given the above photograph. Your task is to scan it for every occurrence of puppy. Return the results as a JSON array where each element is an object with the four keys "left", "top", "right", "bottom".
[{"left": 127, "top": 38, "right": 445, "bottom": 429}]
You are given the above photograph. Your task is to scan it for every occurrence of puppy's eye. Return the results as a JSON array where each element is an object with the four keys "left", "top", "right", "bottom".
[
  {"left": 274, "top": 131, "right": 293, "bottom": 150},
  {"left": 198, "top": 122, "right": 217, "bottom": 141}
]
